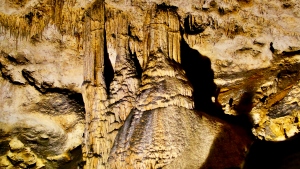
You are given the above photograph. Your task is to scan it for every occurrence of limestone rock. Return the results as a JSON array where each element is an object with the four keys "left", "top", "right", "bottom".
[
  {"left": 7, "top": 148, "right": 37, "bottom": 167},
  {"left": 107, "top": 7, "right": 251, "bottom": 168},
  {"left": 0, "top": 138, "right": 43, "bottom": 169},
  {"left": 103, "top": 0, "right": 300, "bottom": 141},
  {"left": 9, "top": 137, "right": 25, "bottom": 152},
  {"left": 81, "top": 2, "right": 141, "bottom": 168},
  {"left": 0, "top": 0, "right": 85, "bottom": 167},
  {"left": 1, "top": 0, "right": 300, "bottom": 168}
]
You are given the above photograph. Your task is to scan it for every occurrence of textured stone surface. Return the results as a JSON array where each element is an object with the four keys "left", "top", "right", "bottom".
[
  {"left": 108, "top": 7, "right": 251, "bottom": 168},
  {"left": 0, "top": 1, "right": 85, "bottom": 166},
  {"left": 0, "top": 137, "right": 45, "bottom": 169},
  {"left": 83, "top": 4, "right": 251, "bottom": 168},
  {"left": 1, "top": 0, "right": 300, "bottom": 169}
]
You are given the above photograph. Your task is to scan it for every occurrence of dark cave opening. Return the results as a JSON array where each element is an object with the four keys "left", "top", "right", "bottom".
[
  {"left": 180, "top": 38, "right": 220, "bottom": 115},
  {"left": 103, "top": 31, "right": 114, "bottom": 94}
]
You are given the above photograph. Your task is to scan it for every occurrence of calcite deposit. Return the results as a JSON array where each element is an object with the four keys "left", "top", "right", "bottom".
[{"left": 1, "top": 0, "right": 300, "bottom": 168}]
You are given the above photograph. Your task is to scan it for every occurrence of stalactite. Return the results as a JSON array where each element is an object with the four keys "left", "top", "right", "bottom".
[
  {"left": 82, "top": 4, "right": 143, "bottom": 168},
  {"left": 0, "top": 0, "right": 85, "bottom": 46},
  {"left": 142, "top": 5, "right": 181, "bottom": 69},
  {"left": 108, "top": 5, "right": 196, "bottom": 168},
  {"left": 81, "top": 0, "right": 108, "bottom": 168},
  {"left": 105, "top": 6, "right": 141, "bottom": 153}
]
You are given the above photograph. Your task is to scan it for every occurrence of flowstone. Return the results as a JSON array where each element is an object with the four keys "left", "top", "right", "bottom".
[{"left": 1, "top": 0, "right": 300, "bottom": 169}]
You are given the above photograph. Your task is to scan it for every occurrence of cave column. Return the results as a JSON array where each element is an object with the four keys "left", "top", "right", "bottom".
[{"left": 82, "top": 0, "right": 107, "bottom": 168}]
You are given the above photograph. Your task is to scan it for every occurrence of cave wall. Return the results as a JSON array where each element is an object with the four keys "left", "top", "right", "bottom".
[{"left": 1, "top": 0, "right": 300, "bottom": 168}]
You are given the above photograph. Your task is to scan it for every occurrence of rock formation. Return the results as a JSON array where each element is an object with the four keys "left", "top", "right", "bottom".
[
  {"left": 1, "top": 0, "right": 300, "bottom": 168},
  {"left": 108, "top": 6, "right": 251, "bottom": 169}
]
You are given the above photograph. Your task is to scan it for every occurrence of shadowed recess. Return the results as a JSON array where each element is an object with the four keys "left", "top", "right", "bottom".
[
  {"left": 104, "top": 30, "right": 114, "bottom": 93},
  {"left": 180, "top": 39, "right": 219, "bottom": 115},
  {"left": 58, "top": 145, "right": 84, "bottom": 169},
  {"left": 184, "top": 15, "right": 207, "bottom": 35},
  {"left": 200, "top": 125, "right": 252, "bottom": 169},
  {"left": 156, "top": 2, "right": 178, "bottom": 12},
  {"left": 244, "top": 133, "right": 300, "bottom": 169},
  {"left": 234, "top": 91, "right": 254, "bottom": 117},
  {"left": 180, "top": 39, "right": 254, "bottom": 127},
  {"left": 129, "top": 47, "right": 142, "bottom": 80},
  {"left": 180, "top": 38, "right": 254, "bottom": 169}
]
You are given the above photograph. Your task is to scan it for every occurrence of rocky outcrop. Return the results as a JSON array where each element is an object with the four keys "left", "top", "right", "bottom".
[
  {"left": 0, "top": 0, "right": 85, "bottom": 167},
  {"left": 0, "top": 138, "right": 45, "bottom": 169},
  {"left": 108, "top": 6, "right": 251, "bottom": 169},
  {"left": 1, "top": 0, "right": 300, "bottom": 168},
  {"left": 81, "top": 2, "right": 252, "bottom": 168}
]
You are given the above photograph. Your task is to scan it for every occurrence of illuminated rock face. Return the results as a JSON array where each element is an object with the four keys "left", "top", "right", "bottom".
[
  {"left": 108, "top": 7, "right": 250, "bottom": 169},
  {"left": 1, "top": 0, "right": 300, "bottom": 168}
]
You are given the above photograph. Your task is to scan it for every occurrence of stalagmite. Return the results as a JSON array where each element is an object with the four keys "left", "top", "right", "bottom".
[
  {"left": 82, "top": 3, "right": 142, "bottom": 168},
  {"left": 81, "top": 0, "right": 108, "bottom": 168},
  {"left": 7, "top": 0, "right": 300, "bottom": 168}
]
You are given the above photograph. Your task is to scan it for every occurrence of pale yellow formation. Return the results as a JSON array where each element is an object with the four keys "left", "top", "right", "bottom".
[
  {"left": 143, "top": 6, "right": 181, "bottom": 67},
  {"left": 108, "top": 5, "right": 250, "bottom": 169},
  {"left": 0, "top": 0, "right": 86, "bottom": 46},
  {"left": 82, "top": 2, "right": 141, "bottom": 168},
  {"left": 0, "top": 138, "right": 45, "bottom": 169},
  {"left": 107, "top": 6, "right": 193, "bottom": 168},
  {"left": 4, "top": 0, "right": 300, "bottom": 168},
  {"left": 250, "top": 79, "right": 300, "bottom": 141},
  {"left": 81, "top": 0, "right": 111, "bottom": 168}
]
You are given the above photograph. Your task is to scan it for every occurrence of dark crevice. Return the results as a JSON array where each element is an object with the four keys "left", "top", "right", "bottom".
[
  {"left": 180, "top": 38, "right": 220, "bottom": 115},
  {"left": 270, "top": 42, "right": 275, "bottom": 53},
  {"left": 0, "top": 51, "right": 28, "bottom": 85},
  {"left": 128, "top": 25, "right": 141, "bottom": 42},
  {"left": 295, "top": 117, "right": 299, "bottom": 123},
  {"left": 103, "top": 30, "right": 114, "bottom": 93},
  {"left": 22, "top": 69, "right": 38, "bottom": 88},
  {"left": 229, "top": 98, "right": 234, "bottom": 107},
  {"left": 184, "top": 15, "right": 207, "bottom": 35},
  {"left": 218, "top": 7, "right": 225, "bottom": 15},
  {"left": 284, "top": 129, "right": 288, "bottom": 139},
  {"left": 180, "top": 37, "right": 251, "bottom": 126},
  {"left": 260, "top": 96, "right": 267, "bottom": 103},
  {"left": 281, "top": 50, "right": 300, "bottom": 57},
  {"left": 0, "top": 65, "right": 25, "bottom": 85},
  {"left": 47, "top": 88, "right": 84, "bottom": 107},
  {"left": 58, "top": 145, "right": 83, "bottom": 169},
  {"left": 21, "top": 69, "right": 84, "bottom": 108},
  {"left": 10, "top": 53, "right": 29, "bottom": 65},
  {"left": 39, "top": 87, "right": 84, "bottom": 109},
  {"left": 202, "top": 7, "right": 209, "bottom": 11},
  {"left": 0, "top": 141, "right": 10, "bottom": 156},
  {"left": 180, "top": 32, "right": 253, "bottom": 128},
  {"left": 129, "top": 48, "right": 142, "bottom": 80},
  {"left": 253, "top": 40, "right": 265, "bottom": 47},
  {"left": 5, "top": 55, "right": 18, "bottom": 64},
  {"left": 282, "top": 3, "right": 292, "bottom": 8},
  {"left": 128, "top": 25, "right": 142, "bottom": 79},
  {"left": 156, "top": 3, "right": 178, "bottom": 12},
  {"left": 25, "top": 12, "right": 34, "bottom": 25}
]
